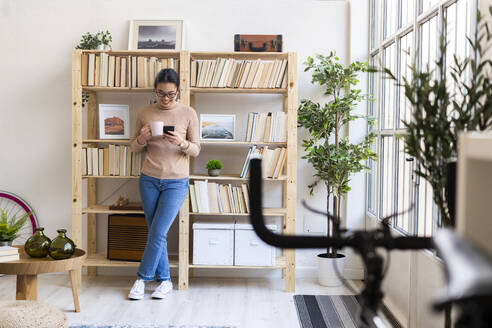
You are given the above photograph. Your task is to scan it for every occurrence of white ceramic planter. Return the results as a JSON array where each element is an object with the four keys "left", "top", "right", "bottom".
[{"left": 317, "top": 253, "right": 346, "bottom": 286}]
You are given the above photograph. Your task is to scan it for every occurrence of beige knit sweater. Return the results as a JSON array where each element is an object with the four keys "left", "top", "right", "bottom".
[{"left": 130, "top": 102, "right": 200, "bottom": 179}]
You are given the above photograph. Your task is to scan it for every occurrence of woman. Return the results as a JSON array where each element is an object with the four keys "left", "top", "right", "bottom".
[{"left": 128, "top": 68, "right": 200, "bottom": 300}]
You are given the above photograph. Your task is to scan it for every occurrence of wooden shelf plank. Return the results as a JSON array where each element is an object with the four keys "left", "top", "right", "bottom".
[
  {"left": 82, "top": 87, "right": 153, "bottom": 93},
  {"left": 84, "top": 253, "right": 178, "bottom": 268},
  {"left": 81, "top": 50, "right": 180, "bottom": 56},
  {"left": 200, "top": 141, "right": 286, "bottom": 146},
  {"left": 189, "top": 208, "right": 286, "bottom": 216},
  {"left": 83, "top": 139, "right": 130, "bottom": 144},
  {"left": 189, "top": 174, "right": 286, "bottom": 181},
  {"left": 190, "top": 51, "right": 288, "bottom": 60},
  {"left": 82, "top": 205, "right": 144, "bottom": 214},
  {"left": 189, "top": 256, "right": 286, "bottom": 269},
  {"left": 191, "top": 87, "right": 286, "bottom": 94},
  {"left": 82, "top": 176, "right": 139, "bottom": 179}
]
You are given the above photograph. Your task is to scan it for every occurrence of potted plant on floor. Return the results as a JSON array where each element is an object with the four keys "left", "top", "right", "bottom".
[
  {"left": 298, "top": 52, "right": 376, "bottom": 286},
  {"left": 0, "top": 209, "right": 31, "bottom": 246},
  {"left": 382, "top": 9, "right": 492, "bottom": 227}
]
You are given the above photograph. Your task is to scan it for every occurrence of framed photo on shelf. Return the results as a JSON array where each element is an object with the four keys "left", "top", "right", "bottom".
[
  {"left": 200, "top": 114, "right": 235, "bottom": 141},
  {"left": 128, "top": 20, "right": 183, "bottom": 50},
  {"left": 98, "top": 104, "right": 130, "bottom": 139}
]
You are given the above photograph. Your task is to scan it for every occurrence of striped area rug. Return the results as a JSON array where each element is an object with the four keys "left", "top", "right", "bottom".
[{"left": 294, "top": 295, "right": 361, "bottom": 328}]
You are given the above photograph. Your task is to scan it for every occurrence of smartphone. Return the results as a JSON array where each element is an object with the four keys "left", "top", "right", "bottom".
[{"left": 163, "top": 126, "right": 175, "bottom": 135}]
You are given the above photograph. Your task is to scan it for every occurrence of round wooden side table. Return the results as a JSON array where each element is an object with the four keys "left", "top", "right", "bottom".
[{"left": 0, "top": 246, "right": 86, "bottom": 312}]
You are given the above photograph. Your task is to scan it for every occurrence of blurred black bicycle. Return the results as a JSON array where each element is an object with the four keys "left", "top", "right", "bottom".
[{"left": 248, "top": 158, "right": 492, "bottom": 328}]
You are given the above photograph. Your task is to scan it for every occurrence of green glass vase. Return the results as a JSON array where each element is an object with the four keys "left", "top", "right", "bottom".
[
  {"left": 24, "top": 227, "right": 51, "bottom": 258},
  {"left": 49, "top": 229, "right": 75, "bottom": 260}
]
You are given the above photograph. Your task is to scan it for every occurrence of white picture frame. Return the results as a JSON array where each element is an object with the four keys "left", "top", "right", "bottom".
[
  {"left": 200, "top": 114, "right": 236, "bottom": 141},
  {"left": 98, "top": 104, "right": 130, "bottom": 139},
  {"left": 128, "top": 20, "right": 183, "bottom": 50}
]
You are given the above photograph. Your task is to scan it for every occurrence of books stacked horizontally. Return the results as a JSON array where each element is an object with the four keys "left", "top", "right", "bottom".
[
  {"left": 190, "top": 181, "right": 250, "bottom": 214},
  {"left": 239, "top": 146, "right": 287, "bottom": 179},
  {"left": 81, "top": 53, "right": 179, "bottom": 88},
  {"left": 190, "top": 58, "right": 288, "bottom": 89},
  {"left": 245, "top": 112, "right": 287, "bottom": 143},
  {"left": 82, "top": 145, "right": 143, "bottom": 176},
  {"left": 0, "top": 246, "right": 19, "bottom": 263}
]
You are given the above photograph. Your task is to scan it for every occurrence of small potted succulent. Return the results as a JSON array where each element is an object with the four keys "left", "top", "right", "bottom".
[
  {"left": 206, "top": 160, "right": 223, "bottom": 176},
  {"left": 0, "top": 209, "right": 31, "bottom": 246}
]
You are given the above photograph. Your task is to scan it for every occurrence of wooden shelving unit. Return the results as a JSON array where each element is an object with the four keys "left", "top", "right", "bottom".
[{"left": 72, "top": 50, "right": 297, "bottom": 292}]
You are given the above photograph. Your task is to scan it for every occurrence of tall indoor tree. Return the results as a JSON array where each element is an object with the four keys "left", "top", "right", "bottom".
[{"left": 298, "top": 52, "right": 376, "bottom": 259}]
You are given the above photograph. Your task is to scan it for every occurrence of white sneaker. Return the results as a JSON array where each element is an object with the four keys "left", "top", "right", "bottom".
[
  {"left": 128, "top": 279, "right": 145, "bottom": 300},
  {"left": 151, "top": 280, "right": 173, "bottom": 299}
]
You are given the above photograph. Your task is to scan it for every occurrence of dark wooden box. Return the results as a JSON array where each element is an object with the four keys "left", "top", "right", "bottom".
[
  {"left": 234, "top": 34, "right": 283, "bottom": 52},
  {"left": 107, "top": 214, "right": 147, "bottom": 261}
]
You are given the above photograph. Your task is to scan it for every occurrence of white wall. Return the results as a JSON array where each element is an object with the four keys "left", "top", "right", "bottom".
[{"left": 0, "top": 0, "right": 363, "bottom": 280}]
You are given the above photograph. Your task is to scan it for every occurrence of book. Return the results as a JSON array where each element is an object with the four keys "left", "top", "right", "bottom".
[
  {"left": 0, "top": 246, "right": 19, "bottom": 256},
  {"left": 92, "top": 147, "right": 98, "bottom": 176},
  {"left": 219, "top": 185, "right": 231, "bottom": 213},
  {"left": 194, "top": 182, "right": 202, "bottom": 212},
  {"left": 252, "top": 61, "right": 265, "bottom": 88},
  {"left": 216, "top": 184, "right": 224, "bottom": 213},
  {"left": 191, "top": 60, "right": 197, "bottom": 87},
  {"left": 121, "top": 57, "right": 127, "bottom": 87},
  {"left": 120, "top": 146, "right": 127, "bottom": 176},
  {"left": 244, "top": 59, "right": 260, "bottom": 88},
  {"left": 276, "top": 59, "right": 288, "bottom": 88},
  {"left": 81, "top": 53, "right": 88, "bottom": 86},
  {"left": 245, "top": 112, "right": 256, "bottom": 142},
  {"left": 114, "top": 145, "right": 120, "bottom": 176},
  {"left": 137, "top": 57, "right": 145, "bottom": 88},
  {"left": 98, "top": 148, "right": 104, "bottom": 176},
  {"left": 115, "top": 57, "right": 121, "bottom": 87},
  {"left": 263, "top": 112, "right": 272, "bottom": 142},
  {"left": 239, "top": 146, "right": 255, "bottom": 178},
  {"left": 261, "top": 147, "right": 275, "bottom": 178},
  {"left": 108, "top": 55, "right": 115, "bottom": 87},
  {"left": 189, "top": 184, "right": 198, "bottom": 213},
  {"left": 87, "top": 147, "right": 93, "bottom": 175},
  {"left": 88, "top": 53, "right": 95, "bottom": 86},
  {"left": 207, "top": 182, "right": 219, "bottom": 213},
  {"left": 125, "top": 147, "right": 132, "bottom": 176},
  {"left": 273, "top": 147, "right": 287, "bottom": 178},
  {"left": 94, "top": 55, "right": 100, "bottom": 87},
  {"left": 269, "top": 147, "right": 282, "bottom": 178},
  {"left": 131, "top": 56, "right": 137, "bottom": 88},
  {"left": 239, "top": 61, "right": 252, "bottom": 88},
  {"left": 82, "top": 148, "right": 87, "bottom": 175},
  {"left": 241, "top": 184, "right": 250, "bottom": 213},
  {"left": 0, "top": 254, "right": 19, "bottom": 263}
]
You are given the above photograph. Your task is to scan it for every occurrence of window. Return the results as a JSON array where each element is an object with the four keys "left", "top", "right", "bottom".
[{"left": 367, "top": 0, "right": 476, "bottom": 235}]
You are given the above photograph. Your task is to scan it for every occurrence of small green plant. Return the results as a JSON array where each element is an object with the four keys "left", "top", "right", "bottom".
[
  {"left": 0, "top": 209, "right": 31, "bottom": 242},
  {"left": 75, "top": 30, "right": 112, "bottom": 50},
  {"left": 206, "top": 160, "right": 223, "bottom": 170}
]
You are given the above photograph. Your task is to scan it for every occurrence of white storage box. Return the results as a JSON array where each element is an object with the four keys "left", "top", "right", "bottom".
[
  {"left": 234, "top": 219, "right": 277, "bottom": 266},
  {"left": 193, "top": 220, "right": 234, "bottom": 265}
]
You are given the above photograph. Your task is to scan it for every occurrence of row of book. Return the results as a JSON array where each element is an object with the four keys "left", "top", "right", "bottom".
[
  {"left": 190, "top": 181, "right": 250, "bottom": 214},
  {"left": 245, "top": 112, "right": 287, "bottom": 143},
  {"left": 82, "top": 145, "right": 143, "bottom": 176},
  {"left": 239, "top": 146, "right": 287, "bottom": 179},
  {"left": 0, "top": 246, "right": 19, "bottom": 263},
  {"left": 81, "top": 53, "right": 179, "bottom": 88},
  {"left": 190, "top": 58, "right": 288, "bottom": 89}
]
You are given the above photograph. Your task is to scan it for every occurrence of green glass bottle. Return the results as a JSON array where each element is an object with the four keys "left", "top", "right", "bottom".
[
  {"left": 24, "top": 227, "right": 51, "bottom": 258},
  {"left": 49, "top": 229, "right": 75, "bottom": 260}
]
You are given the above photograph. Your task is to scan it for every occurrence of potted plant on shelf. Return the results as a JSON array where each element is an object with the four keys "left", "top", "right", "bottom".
[
  {"left": 382, "top": 9, "right": 492, "bottom": 227},
  {"left": 298, "top": 52, "right": 376, "bottom": 286},
  {"left": 206, "top": 159, "right": 223, "bottom": 176},
  {"left": 75, "top": 30, "right": 112, "bottom": 50},
  {"left": 0, "top": 209, "right": 31, "bottom": 246}
]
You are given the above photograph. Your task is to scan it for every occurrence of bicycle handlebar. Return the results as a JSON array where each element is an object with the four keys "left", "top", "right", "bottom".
[{"left": 248, "top": 158, "right": 433, "bottom": 251}]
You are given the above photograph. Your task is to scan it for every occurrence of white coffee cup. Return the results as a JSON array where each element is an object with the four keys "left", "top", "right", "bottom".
[{"left": 150, "top": 121, "right": 164, "bottom": 136}]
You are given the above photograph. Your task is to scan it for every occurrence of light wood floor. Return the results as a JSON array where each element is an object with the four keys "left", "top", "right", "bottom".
[{"left": 0, "top": 274, "right": 356, "bottom": 327}]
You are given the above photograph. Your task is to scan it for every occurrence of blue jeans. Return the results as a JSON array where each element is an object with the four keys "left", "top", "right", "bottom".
[{"left": 137, "top": 174, "right": 189, "bottom": 282}]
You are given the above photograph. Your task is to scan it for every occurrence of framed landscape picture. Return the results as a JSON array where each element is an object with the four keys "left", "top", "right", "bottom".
[
  {"left": 99, "top": 104, "right": 130, "bottom": 139},
  {"left": 200, "top": 114, "right": 235, "bottom": 141},
  {"left": 128, "top": 20, "right": 183, "bottom": 50}
]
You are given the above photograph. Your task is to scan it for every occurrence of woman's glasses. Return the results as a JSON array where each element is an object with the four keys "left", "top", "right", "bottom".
[{"left": 155, "top": 90, "right": 178, "bottom": 99}]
